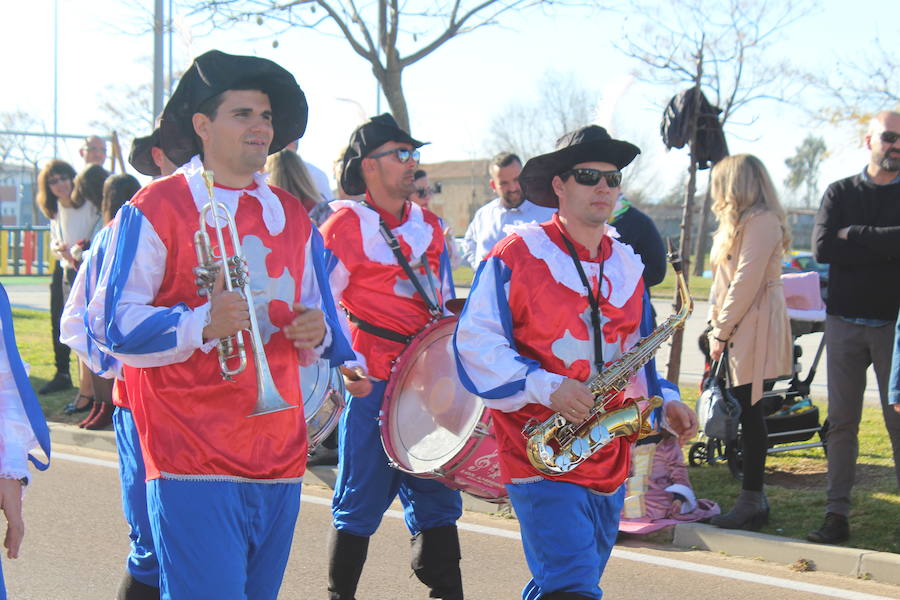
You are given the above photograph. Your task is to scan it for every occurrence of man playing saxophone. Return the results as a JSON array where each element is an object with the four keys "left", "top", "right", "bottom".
[
  {"left": 83, "top": 50, "right": 352, "bottom": 600},
  {"left": 454, "top": 126, "right": 696, "bottom": 600}
]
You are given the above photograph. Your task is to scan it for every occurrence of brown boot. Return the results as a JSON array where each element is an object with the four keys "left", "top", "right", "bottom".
[
  {"left": 84, "top": 401, "right": 114, "bottom": 430},
  {"left": 77, "top": 397, "right": 101, "bottom": 428}
]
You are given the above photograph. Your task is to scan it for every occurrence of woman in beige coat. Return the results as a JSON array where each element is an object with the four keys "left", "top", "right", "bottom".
[{"left": 707, "top": 154, "right": 792, "bottom": 530}]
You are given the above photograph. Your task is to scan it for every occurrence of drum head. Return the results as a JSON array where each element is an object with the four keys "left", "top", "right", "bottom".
[
  {"left": 300, "top": 360, "right": 330, "bottom": 415},
  {"left": 383, "top": 318, "right": 485, "bottom": 473}
]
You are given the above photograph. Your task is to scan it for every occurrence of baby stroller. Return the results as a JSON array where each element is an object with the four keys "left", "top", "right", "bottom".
[{"left": 689, "top": 271, "right": 830, "bottom": 480}]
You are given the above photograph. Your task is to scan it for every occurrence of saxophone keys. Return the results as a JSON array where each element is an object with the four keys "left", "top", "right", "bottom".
[
  {"left": 539, "top": 443, "right": 554, "bottom": 463},
  {"left": 571, "top": 437, "right": 591, "bottom": 459},
  {"left": 553, "top": 453, "right": 572, "bottom": 472},
  {"left": 590, "top": 423, "right": 612, "bottom": 446}
]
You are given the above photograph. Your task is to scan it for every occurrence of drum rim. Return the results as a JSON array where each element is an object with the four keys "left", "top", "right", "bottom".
[{"left": 380, "top": 316, "right": 484, "bottom": 473}]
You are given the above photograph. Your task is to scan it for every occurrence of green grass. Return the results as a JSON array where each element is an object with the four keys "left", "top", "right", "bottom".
[
  {"left": 0, "top": 276, "right": 51, "bottom": 286},
  {"left": 680, "top": 386, "right": 900, "bottom": 554},
  {"left": 11, "top": 307, "right": 89, "bottom": 425},
  {"left": 651, "top": 270, "right": 712, "bottom": 300}
]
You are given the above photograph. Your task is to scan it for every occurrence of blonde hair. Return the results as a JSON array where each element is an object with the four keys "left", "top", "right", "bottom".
[
  {"left": 709, "top": 154, "right": 791, "bottom": 266},
  {"left": 265, "top": 149, "right": 320, "bottom": 210}
]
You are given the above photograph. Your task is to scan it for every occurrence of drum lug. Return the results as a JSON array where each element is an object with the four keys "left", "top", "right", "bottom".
[
  {"left": 387, "top": 459, "right": 400, "bottom": 470},
  {"left": 473, "top": 423, "right": 490, "bottom": 438}
]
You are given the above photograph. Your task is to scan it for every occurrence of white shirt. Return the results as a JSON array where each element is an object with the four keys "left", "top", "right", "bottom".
[
  {"left": 461, "top": 198, "right": 556, "bottom": 269},
  {"left": 304, "top": 161, "right": 334, "bottom": 204}
]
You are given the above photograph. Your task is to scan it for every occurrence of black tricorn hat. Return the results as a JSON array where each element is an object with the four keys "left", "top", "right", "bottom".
[
  {"left": 340, "top": 113, "right": 427, "bottom": 196},
  {"left": 519, "top": 125, "right": 640, "bottom": 207},
  {"left": 159, "top": 49, "right": 308, "bottom": 167},
  {"left": 129, "top": 128, "right": 161, "bottom": 177}
]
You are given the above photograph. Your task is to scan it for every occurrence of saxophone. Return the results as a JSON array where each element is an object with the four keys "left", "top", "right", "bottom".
[{"left": 522, "top": 247, "right": 693, "bottom": 475}]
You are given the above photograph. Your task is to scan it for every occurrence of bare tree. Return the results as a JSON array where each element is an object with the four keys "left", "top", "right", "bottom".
[
  {"left": 484, "top": 71, "right": 596, "bottom": 160},
  {"left": 804, "top": 42, "right": 900, "bottom": 129},
  {"left": 617, "top": 0, "right": 811, "bottom": 384},
  {"left": 783, "top": 135, "right": 827, "bottom": 208},
  {"left": 182, "top": 0, "right": 572, "bottom": 132},
  {"left": 0, "top": 111, "right": 47, "bottom": 165}
]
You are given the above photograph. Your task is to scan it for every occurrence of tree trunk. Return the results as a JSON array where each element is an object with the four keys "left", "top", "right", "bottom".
[
  {"left": 666, "top": 52, "right": 704, "bottom": 387},
  {"left": 374, "top": 50, "right": 410, "bottom": 133},
  {"left": 692, "top": 176, "right": 714, "bottom": 276}
]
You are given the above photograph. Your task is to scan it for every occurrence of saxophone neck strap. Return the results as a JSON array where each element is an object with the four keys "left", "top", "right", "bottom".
[{"left": 558, "top": 232, "right": 605, "bottom": 374}]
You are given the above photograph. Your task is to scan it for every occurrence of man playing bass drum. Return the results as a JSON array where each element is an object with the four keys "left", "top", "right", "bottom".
[
  {"left": 454, "top": 126, "right": 696, "bottom": 600},
  {"left": 319, "top": 114, "right": 463, "bottom": 600}
]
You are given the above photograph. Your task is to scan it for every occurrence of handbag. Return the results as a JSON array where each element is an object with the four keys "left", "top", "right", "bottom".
[{"left": 696, "top": 356, "right": 742, "bottom": 442}]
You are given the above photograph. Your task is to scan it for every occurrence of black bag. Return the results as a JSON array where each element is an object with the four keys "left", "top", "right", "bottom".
[{"left": 697, "top": 357, "right": 742, "bottom": 442}]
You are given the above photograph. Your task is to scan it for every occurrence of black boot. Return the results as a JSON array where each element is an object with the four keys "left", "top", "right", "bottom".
[
  {"left": 327, "top": 529, "right": 370, "bottom": 600},
  {"left": 710, "top": 489, "right": 769, "bottom": 531},
  {"left": 117, "top": 572, "right": 160, "bottom": 600},
  {"left": 410, "top": 524, "right": 464, "bottom": 600}
]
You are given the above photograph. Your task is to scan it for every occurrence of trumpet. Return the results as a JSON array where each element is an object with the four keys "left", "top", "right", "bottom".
[
  {"left": 193, "top": 170, "right": 295, "bottom": 417},
  {"left": 522, "top": 244, "right": 693, "bottom": 475}
]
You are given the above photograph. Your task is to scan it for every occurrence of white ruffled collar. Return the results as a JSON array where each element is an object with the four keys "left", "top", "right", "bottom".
[
  {"left": 508, "top": 222, "right": 644, "bottom": 308},
  {"left": 329, "top": 199, "right": 434, "bottom": 265},
  {"left": 177, "top": 155, "right": 285, "bottom": 236}
]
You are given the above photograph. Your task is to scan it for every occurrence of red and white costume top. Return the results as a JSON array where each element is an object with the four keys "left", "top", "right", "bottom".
[
  {"left": 319, "top": 195, "right": 455, "bottom": 381},
  {"left": 454, "top": 215, "right": 646, "bottom": 492},
  {"left": 84, "top": 156, "right": 335, "bottom": 482}
]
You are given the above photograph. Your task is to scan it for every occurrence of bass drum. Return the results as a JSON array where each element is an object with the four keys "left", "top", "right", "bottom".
[
  {"left": 300, "top": 359, "right": 345, "bottom": 451},
  {"left": 380, "top": 317, "right": 507, "bottom": 503}
]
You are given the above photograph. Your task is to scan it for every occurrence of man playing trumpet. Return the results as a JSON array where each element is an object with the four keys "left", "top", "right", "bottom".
[
  {"left": 84, "top": 50, "right": 351, "bottom": 600},
  {"left": 454, "top": 126, "right": 696, "bottom": 600}
]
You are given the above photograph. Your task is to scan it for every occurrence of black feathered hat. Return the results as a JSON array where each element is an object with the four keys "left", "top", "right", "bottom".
[
  {"left": 129, "top": 128, "right": 161, "bottom": 177},
  {"left": 519, "top": 125, "right": 640, "bottom": 207},
  {"left": 339, "top": 113, "right": 427, "bottom": 196},
  {"left": 158, "top": 49, "right": 308, "bottom": 166}
]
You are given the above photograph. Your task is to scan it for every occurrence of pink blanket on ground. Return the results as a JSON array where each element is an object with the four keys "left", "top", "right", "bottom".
[{"left": 620, "top": 436, "right": 720, "bottom": 534}]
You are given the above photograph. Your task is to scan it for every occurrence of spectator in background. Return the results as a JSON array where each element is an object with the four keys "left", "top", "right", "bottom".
[
  {"left": 706, "top": 154, "right": 792, "bottom": 532},
  {"left": 409, "top": 169, "right": 461, "bottom": 268},
  {"left": 410, "top": 169, "right": 432, "bottom": 209},
  {"left": 61, "top": 164, "right": 109, "bottom": 422},
  {"left": 286, "top": 139, "right": 335, "bottom": 206},
  {"left": 35, "top": 160, "right": 78, "bottom": 396},
  {"left": 462, "top": 152, "right": 555, "bottom": 269},
  {"left": 608, "top": 195, "right": 667, "bottom": 289},
  {"left": 808, "top": 110, "right": 900, "bottom": 544},
  {"left": 80, "top": 135, "right": 107, "bottom": 167},
  {"left": 266, "top": 148, "right": 333, "bottom": 226}
]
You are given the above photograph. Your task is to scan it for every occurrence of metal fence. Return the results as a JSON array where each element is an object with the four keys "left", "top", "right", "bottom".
[{"left": 0, "top": 226, "right": 52, "bottom": 275}]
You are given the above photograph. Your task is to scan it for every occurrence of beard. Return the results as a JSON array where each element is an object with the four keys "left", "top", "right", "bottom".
[{"left": 879, "top": 151, "right": 900, "bottom": 172}]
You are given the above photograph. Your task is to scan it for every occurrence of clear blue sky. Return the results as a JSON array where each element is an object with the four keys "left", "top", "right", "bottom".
[{"left": 2, "top": 0, "right": 896, "bottom": 200}]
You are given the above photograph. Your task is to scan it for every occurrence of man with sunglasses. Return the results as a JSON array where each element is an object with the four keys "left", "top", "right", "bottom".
[
  {"left": 454, "top": 125, "right": 696, "bottom": 600},
  {"left": 810, "top": 110, "right": 900, "bottom": 545},
  {"left": 319, "top": 114, "right": 464, "bottom": 600},
  {"left": 462, "top": 152, "right": 555, "bottom": 269}
]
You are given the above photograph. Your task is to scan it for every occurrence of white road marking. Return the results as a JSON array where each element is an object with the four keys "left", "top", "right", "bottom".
[{"left": 54, "top": 452, "right": 897, "bottom": 600}]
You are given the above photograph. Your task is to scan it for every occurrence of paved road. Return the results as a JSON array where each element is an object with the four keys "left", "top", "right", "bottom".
[{"left": 5, "top": 445, "right": 899, "bottom": 600}]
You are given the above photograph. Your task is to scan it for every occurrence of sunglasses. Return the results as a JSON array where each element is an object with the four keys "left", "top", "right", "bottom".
[
  {"left": 47, "top": 175, "right": 72, "bottom": 185},
  {"left": 415, "top": 187, "right": 432, "bottom": 198},
  {"left": 369, "top": 148, "right": 420, "bottom": 164},
  {"left": 880, "top": 131, "right": 900, "bottom": 144},
  {"left": 560, "top": 168, "right": 622, "bottom": 188}
]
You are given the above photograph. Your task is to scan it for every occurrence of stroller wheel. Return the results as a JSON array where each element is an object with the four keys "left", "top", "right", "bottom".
[
  {"left": 688, "top": 442, "right": 707, "bottom": 466},
  {"left": 726, "top": 439, "right": 743, "bottom": 481}
]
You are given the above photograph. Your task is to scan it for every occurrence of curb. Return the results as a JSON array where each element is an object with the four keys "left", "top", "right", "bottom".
[
  {"left": 672, "top": 522, "right": 900, "bottom": 586},
  {"left": 48, "top": 423, "right": 900, "bottom": 588}
]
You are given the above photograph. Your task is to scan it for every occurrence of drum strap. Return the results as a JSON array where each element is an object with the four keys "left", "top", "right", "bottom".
[
  {"left": 360, "top": 200, "right": 443, "bottom": 317},
  {"left": 344, "top": 308, "right": 414, "bottom": 345}
]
